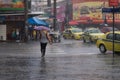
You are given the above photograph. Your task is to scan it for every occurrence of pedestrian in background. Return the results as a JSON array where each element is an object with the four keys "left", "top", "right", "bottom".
[
  {"left": 33, "top": 30, "right": 37, "bottom": 40},
  {"left": 39, "top": 29, "right": 52, "bottom": 57},
  {"left": 11, "top": 29, "right": 16, "bottom": 40}
]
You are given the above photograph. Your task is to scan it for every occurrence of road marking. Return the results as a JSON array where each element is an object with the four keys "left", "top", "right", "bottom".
[
  {"left": 47, "top": 46, "right": 66, "bottom": 54},
  {"left": 84, "top": 53, "right": 98, "bottom": 55}
]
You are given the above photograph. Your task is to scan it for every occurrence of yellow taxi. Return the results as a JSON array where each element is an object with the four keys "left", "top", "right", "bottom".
[
  {"left": 62, "top": 28, "right": 83, "bottom": 40},
  {"left": 96, "top": 31, "right": 120, "bottom": 54},
  {"left": 82, "top": 28, "right": 104, "bottom": 43}
]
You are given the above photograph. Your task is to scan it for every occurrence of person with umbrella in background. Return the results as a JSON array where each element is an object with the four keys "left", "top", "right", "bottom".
[
  {"left": 38, "top": 27, "right": 52, "bottom": 57},
  {"left": 28, "top": 17, "right": 52, "bottom": 57}
]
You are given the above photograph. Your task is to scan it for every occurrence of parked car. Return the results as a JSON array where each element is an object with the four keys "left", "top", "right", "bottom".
[
  {"left": 62, "top": 28, "right": 83, "bottom": 40},
  {"left": 96, "top": 31, "right": 120, "bottom": 54},
  {"left": 82, "top": 28, "right": 104, "bottom": 43},
  {"left": 49, "top": 31, "right": 61, "bottom": 43},
  {"left": 100, "top": 27, "right": 119, "bottom": 33}
]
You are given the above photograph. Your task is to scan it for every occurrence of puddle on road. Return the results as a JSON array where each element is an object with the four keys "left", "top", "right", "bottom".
[{"left": 0, "top": 54, "right": 120, "bottom": 80}]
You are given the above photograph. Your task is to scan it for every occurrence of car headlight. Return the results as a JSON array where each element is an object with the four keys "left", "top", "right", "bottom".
[
  {"left": 74, "top": 35, "right": 78, "bottom": 37},
  {"left": 79, "top": 34, "right": 82, "bottom": 36},
  {"left": 92, "top": 36, "right": 98, "bottom": 39},
  {"left": 73, "top": 34, "right": 77, "bottom": 36}
]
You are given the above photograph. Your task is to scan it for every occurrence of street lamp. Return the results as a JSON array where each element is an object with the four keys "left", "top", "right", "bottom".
[{"left": 53, "top": 0, "right": 57, "bottom": 31}]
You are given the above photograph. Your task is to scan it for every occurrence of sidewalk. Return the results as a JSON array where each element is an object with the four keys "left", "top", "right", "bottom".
[
  {"left": 0, "top": 41, "right": 120, "bottom": 80},
  {"left": 0, "top": 41, "right": 66, "bottom": 57}
]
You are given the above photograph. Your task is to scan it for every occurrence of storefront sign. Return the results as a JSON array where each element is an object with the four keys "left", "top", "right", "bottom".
[
  {"left": 109, "top": 0, "right": 119, "bottom": 7},
  {"left": 102, "top": 7, "right": 120, "bottom": 13},
  {"left": 102, "top": 8, "right": 113, "bottom": 13},
  {"left": 72, "top": 0, "right": 120, "bottom": 21},
  {"left": 0, "top": 0, "right": 24, "bottom": 11}
]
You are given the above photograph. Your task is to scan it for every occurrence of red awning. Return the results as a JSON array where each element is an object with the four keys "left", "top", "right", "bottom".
[
  {"left": 93, "top": 19, "right": 120, "bottom": 24},
  {"left": 78, "top": 19, "right": 120, "bottom": 24},
  {"left": 107, "top": 20, "right": 120, "bottom": 23},
  {"left": 77, "top": 20, "right": 88, "bottom": 24},
  {"left": 69, "top": 20, "right": 78, "bottom": 25},
  {"left": 70, "top": 19, "right": 120, "bottom": 25},
  {"left": 92, "top": 20, "right": 104, "bottom": 24}
]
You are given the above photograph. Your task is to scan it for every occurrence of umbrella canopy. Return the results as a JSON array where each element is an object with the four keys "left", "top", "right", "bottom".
[
  {"left": 27, "top": 17, "right": 49, "bottom": 27},
  {"left": 34, "top": 26, "right": 50, "bottom": 31}
]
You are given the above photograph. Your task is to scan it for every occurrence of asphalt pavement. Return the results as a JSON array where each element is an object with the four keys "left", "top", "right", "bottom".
[{"left": 0, "top": 41, "right": 120, "bottom": 80}]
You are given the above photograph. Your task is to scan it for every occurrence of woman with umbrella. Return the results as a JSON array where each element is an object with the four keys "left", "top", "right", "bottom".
[
  {"left": 29, "top": 17, "right": 51, "bottom": 57},
  {"left": 38, "top": 27, "right": 52, "bottom": 57}
]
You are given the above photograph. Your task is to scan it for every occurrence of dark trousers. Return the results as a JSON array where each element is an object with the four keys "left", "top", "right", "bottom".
[{"left": 40, "top": 43, "right": 47, "bottom": 57}]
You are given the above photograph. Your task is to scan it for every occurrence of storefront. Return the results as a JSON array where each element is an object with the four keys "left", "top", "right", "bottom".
[{"left": 0, "top": 12, "right": 44, "bottom": 42}]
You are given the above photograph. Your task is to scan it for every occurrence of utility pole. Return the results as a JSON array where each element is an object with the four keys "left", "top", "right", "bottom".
[
  {"left": 53, "top": 0, "right": 57, "bottom": 31},
  {"left": 24, "top": 0, "right": 28, "bottom": 42},
  {"left": 47, "top": 0, "right": 51, "bottom": 7},
  {"left": 65, "top": 0, "right": 72, "bottom": 28},
  {"left": 65, "top": 1, "right": 69, "bottom": 28}
]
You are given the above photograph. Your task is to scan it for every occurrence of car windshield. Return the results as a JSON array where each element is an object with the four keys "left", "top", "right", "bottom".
[
  {"left": 89, "top": 29, "right": 101, "bottom": 33},
  {"left": 109, "top": 27, "right": 119, "bottom": 31},
  {"left": 70, "top": 25, "right": 78, "bottom": 28},
  {"left": 72, "top": 29, "right": 82, "bottom": 33}
]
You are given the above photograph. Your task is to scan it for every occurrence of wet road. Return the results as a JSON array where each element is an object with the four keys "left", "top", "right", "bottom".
[
  {"left": 59, "top": 39, "right": 100, "bottom": 55},
  {"left": 0, "top": 40, "right": 120, "bottom": 80}
]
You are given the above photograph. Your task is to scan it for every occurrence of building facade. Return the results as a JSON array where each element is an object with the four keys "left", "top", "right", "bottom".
[
  {"left": 0, "top": 0, "right": 44, "bottom": 42},
  {"left": 72, "top": 0, "right": 120, "bottom": 28}
]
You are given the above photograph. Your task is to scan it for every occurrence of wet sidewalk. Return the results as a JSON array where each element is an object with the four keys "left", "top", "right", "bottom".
[{"left": 0, "top": 41, "right": 120, "bottom": 80}]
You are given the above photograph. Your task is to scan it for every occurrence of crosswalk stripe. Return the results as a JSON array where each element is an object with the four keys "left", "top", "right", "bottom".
[{"left": 47, "top": 46, "right": 66, "bottom": 54}]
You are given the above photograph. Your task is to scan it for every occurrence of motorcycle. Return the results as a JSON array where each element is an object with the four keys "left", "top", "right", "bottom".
[{"left": 49, "top": 31, "right": 61, "bottom": 43}]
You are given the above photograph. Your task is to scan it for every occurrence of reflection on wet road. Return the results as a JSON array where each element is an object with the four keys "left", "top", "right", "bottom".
[
  {"left": 0, "top": 40, "right": 120, "bottom": 80},
  {"left": 0, "top": 55, "right": 120, "bottom": 80},
  {"left": 58, "top": 39, "right": 100, "bottom": 55}
]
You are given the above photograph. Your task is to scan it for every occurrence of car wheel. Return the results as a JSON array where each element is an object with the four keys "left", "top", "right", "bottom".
[
  {"left": 115, "top": 51, "right": 120, "bottom": 54},
  {"left": 58, "top": 39, "right": 61, "bottom": 42},
  {"left": 72, "top": 36, "right": 75, "bottom": 39},
  {"left": 88, "top": 37, "right": 93, "bottom": 43},
  {"left": 99, "top": 44, "right": 107, "bottom": 53},
  {"left": 63, "top": 36, "right": 66, "bottom": 39},
  {"left": 83, "top": 38, "right": 86, "bottom": 43}
]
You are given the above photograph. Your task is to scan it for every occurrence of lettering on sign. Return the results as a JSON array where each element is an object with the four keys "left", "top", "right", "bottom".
[{"left": 109, "top": 0, "right": 119, "bottom": 7}]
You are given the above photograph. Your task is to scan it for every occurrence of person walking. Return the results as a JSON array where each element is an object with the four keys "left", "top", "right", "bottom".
[{"left": 39, "top": 29, "right": 52, "bottom": 57}]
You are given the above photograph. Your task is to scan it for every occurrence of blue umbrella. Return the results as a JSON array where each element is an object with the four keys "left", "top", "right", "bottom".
[{"left": 27, "top": 17, "right": 49, "bottom": 27}]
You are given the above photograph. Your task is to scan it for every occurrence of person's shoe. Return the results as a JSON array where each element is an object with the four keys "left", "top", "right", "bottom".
[
  {"left": 41, "top": 55, "right": 44, "bottom": 57},
  {"left": 41, "top": 53, "right": 45, "bottom": 57}
]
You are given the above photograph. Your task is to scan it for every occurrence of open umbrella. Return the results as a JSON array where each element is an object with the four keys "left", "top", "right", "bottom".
[
  {"left": 27, "top": 17, "right": 49, "bottom": 27},
  {"left": 34, "top": 26, "right": 50, "bottom": 31}
]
